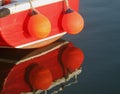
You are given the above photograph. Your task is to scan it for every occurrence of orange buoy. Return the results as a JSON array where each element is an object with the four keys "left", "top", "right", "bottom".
[
  {"left": 29, "top": 65, "right": 52, "bottom": 90},
  {"left": 62, "top": 8, "right": 84, "bottom": 34},
  {"left": 62, "top": 46, "right": 84, "bottom": 72},
  {"left": 28, "top": 14, "right": 51, "bottom": 39},
  {"left": 62, "top": 0, "right": 84, "bottom": 34},
  {"left": 27, "top": 0, "right": 51, "bottom": 39}
]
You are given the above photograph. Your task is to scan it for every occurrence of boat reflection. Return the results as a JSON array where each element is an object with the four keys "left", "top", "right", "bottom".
[{"left": 0, "top": 39, "right": 84, "bottom": 94}]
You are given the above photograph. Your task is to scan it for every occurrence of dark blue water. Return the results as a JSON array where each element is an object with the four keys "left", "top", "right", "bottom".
[
  {"left": 1, "top": 0, "right": 120, "bottom": 94},
  {"left": 61, "top": 0, "right": 120, "bottom": 94}
]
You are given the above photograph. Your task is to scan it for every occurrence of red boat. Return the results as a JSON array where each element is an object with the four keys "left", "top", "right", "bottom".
[
  {"left": 0, "top": 0, "right": 84, "bottom": 48},
  {"left": 0, "top": 39, "right": 84, "bottom": 94}
]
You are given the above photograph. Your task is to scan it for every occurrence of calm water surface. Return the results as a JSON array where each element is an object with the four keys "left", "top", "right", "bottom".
[
  {"left": 61, "top": 0, "right": 120, "bottom": 94},
  {"left": 1, "top": 0, "right": 120, "bottom": 94}
]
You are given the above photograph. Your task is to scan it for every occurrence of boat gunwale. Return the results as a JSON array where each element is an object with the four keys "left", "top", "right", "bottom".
[{"left": 0, "top": 0, "right": 64, "bottom": 14}]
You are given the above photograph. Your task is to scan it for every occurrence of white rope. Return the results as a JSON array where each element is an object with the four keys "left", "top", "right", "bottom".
[
  {"left": 64, "top": 0, "right": 70, "bottom": 9},
  {"left": 28, "top": 0, "right": 39, "bottom": 15},
  {"left": 28, "top": 0, "right": 34, "bottom": 10},
  {"left": 51, "top": 75, "right": 78, "bottom": 94},
  {"left": 45, "top": 90, "right": 47, "bottom": 94}
]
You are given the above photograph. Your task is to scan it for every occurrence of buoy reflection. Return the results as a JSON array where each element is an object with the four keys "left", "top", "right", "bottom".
[{"left": 0, "top": 39, "right": 84, "bottom": 94}]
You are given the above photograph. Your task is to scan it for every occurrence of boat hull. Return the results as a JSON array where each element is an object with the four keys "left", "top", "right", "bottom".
[
  {"left": 0, "top": 39, "right": 83, "bottom": 94},
  {"left": 0, "top": 0, "right": 79, "bottom": 48}
]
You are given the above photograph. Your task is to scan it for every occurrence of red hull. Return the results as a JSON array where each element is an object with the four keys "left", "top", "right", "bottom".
[
  {"left": 0, "top": 0, "right": 79, "bottom": 48},
  {"left": 0, "top": 39, "right": 84, "bottom": 94}
]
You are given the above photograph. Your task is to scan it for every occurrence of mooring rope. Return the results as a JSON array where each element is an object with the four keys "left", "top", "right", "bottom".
[
  {"left": 64, "top": 0, "right": 70, "bottom": 9},
  {"left": 28, "top": 0, "right": 34, "bottom": 10}
]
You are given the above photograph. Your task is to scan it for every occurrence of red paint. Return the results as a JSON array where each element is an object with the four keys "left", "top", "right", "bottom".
[
  {"left": 0, "top": 0, "right": 79, "bottom": 47},
  {"left": 0, "top": 45, "right": 63, "bottom": 94},
  {"left": 3, "top": 0, "right": 11, "bottom": 5},
  {"left": 62, "top": 46, "right": 84, "bottom": 72},
  {"left": 29, "top": 65, "right": 52, "bottom": 90},
  {"left": 1, "top": 42, "right": 84, "bottom": 94}
]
